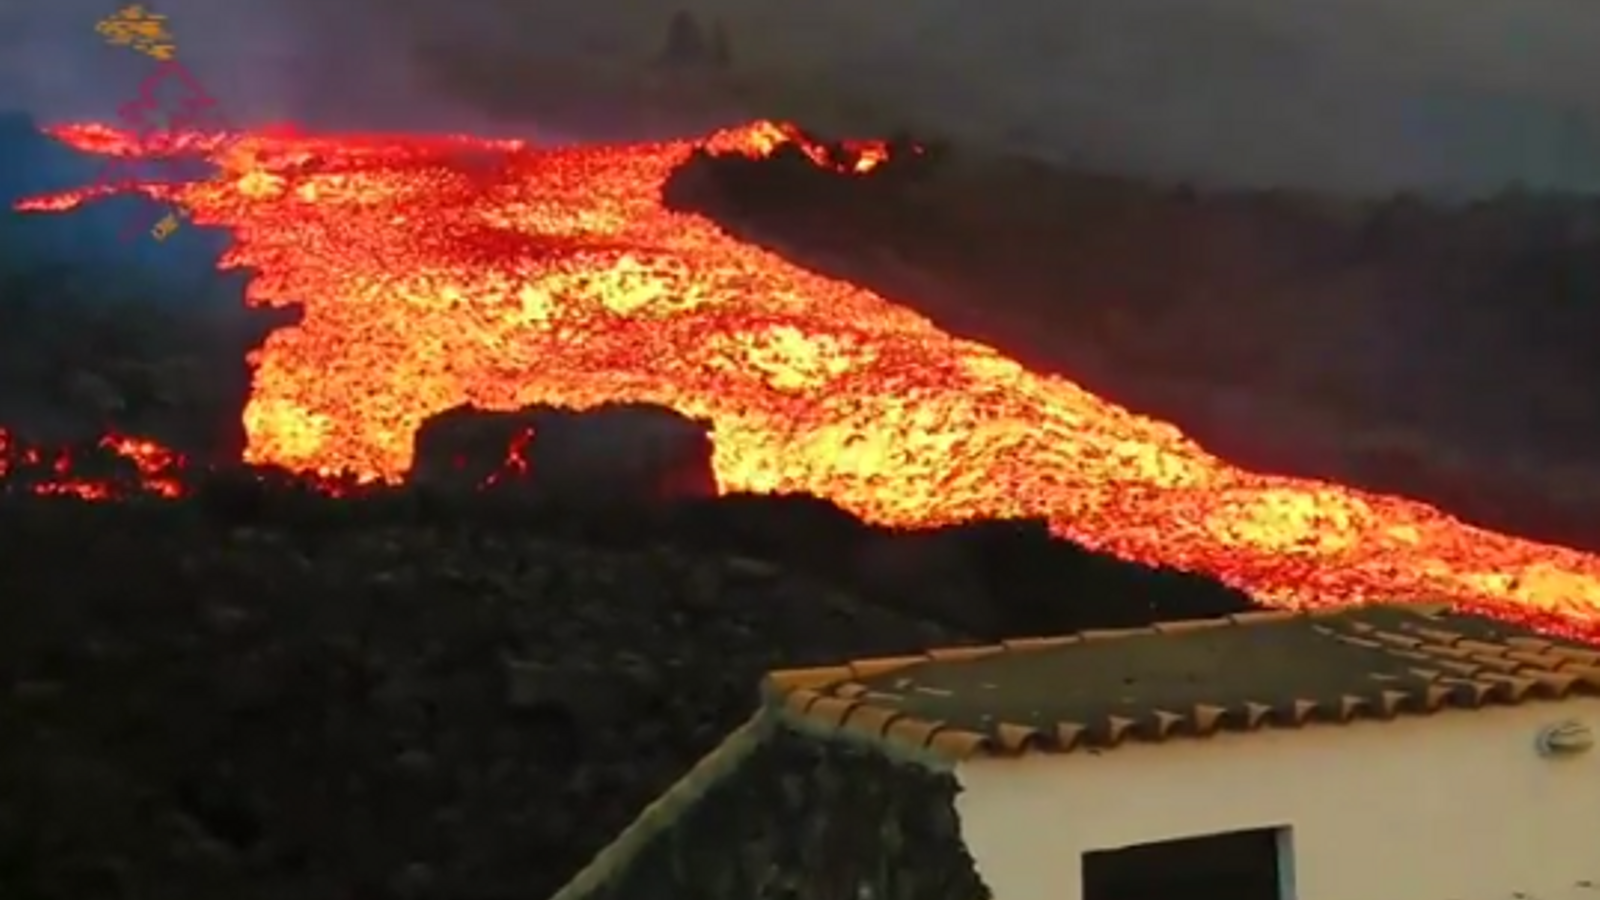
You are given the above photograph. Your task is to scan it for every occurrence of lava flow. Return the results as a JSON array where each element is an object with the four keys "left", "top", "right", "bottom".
[{"left": 15, "top": 120, "right": 1600, "bottom": 637}]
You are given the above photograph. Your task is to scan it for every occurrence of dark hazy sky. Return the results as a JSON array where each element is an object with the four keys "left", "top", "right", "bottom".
[{"left": 5, "top": 0, "right": 1600, "bottom": 194}]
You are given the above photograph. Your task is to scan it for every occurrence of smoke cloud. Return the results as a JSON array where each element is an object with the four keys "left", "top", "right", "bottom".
[
  {"left": 4, "top": 0, "right": 1600, "bottom": 191},
  {"left": 690, "top": 0, "right": 1600, "bottom": 194},
  {"left": 0, "top": 0, "right": 739, "bottom": 143}
]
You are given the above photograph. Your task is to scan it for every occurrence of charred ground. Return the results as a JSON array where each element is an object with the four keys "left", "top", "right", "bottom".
[{"left": 0, "top": 461, "right": 1263, "bottom": 900}]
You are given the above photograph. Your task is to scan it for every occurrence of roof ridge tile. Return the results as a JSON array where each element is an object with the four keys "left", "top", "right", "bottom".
[{"left": 762, "top": 605, "right": 1600, "bottom": 761}]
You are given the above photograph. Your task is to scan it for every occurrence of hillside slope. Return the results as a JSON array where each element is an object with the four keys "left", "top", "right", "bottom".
[{"left": 669, "top": 143, "right": 1600, "bottom": 551}]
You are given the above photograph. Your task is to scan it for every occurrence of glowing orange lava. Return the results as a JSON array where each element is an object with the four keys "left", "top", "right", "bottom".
[
  {"left": 0, "top": 429, "right": 186, "bottom": 499},
  {"left": 16, "top": 119, "right": 1600, "bottom": 637}
]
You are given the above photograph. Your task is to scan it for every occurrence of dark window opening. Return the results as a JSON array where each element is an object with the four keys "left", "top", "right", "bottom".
[{"left": 1081, "top": 826, "right": 1289, "bottom": 900}]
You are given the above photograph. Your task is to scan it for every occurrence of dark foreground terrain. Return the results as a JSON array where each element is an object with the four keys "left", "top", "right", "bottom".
[
  {"left": 0, "top": 494, "right": 964, "bottom": 900},
  {"left": 0, "top": 477, "right": 1260, "bottom": 900}
]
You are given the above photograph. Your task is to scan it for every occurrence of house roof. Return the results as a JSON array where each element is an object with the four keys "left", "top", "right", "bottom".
[{"left": 762, "top": 604, "right": 1600, "bottom": 760}]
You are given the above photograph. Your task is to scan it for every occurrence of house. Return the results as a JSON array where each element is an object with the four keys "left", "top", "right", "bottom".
[{"left": 548, "top": 603, "right": 1600, "bottom": 900}]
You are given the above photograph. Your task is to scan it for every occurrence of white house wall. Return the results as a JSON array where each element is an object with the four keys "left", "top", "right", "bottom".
[{"left": 954, "top": 699, "right": 1600, "bottom": 900}]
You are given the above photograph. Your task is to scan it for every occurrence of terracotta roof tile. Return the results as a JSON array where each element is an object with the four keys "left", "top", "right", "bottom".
[
  {"left": 924, "top": 645, "right": 1004, "bottom": 663},
  {"left": 763, "top": 603, "right": 1600, "bottom": 760},
  {"left": 766, "top": 666, "right": 853, "bottom": 691},
  {"left": 1410, "top": 626, "right": 1465, "bottom": 644},
  {"left": 1103, "top": 716, "right": 1139, "bottom": 744},
  {"left": 804, "top": 696, "right": 861, "bottom": 727},
  {"left": 1081, "top": 627, "right": 1149, "bottom": 641},
  {"left": 1471, "top": 654, "right": 1524, "bottom": 673},
  {"left": 1335, "top": 695, "right": 1367, "bottom": 719},
  {"left": 995, "top": 722, "right": 1042, "bottom": 752},
  {"left": 1151, "top": 618, "right": 1231, "bottom": 635},
  {"left": 1421, "top": 684, "right": 1453, "bottom": 710},
  {"left": 782, "top": 688, "right": 825, "bottom": 715},
  {"left": 1002, "top": 635, "right": 1084, "bottom": 650},
  {"left": 841, "top": 703, "right": 903, "bottom": 739},
  {"left": 1241, "top": 701, "right": 1267, "bottom": 730},
  {"left": 1553, "top": 646, "right": 1600, "bottom": 666},
  {"left": 1526, "top": 670, "right": 1581, "bottom": 693},
  {"left": 1228, "top": 610, "right": 1301, "bottom": 625},
  {"left": 848, "top": 655, "right": 928, "bottom": 680},
  {"left": 1447, "top": 678, "right": 1496, "bottom": 704},
  {"left": 1055, "top": 722, "right": 1088, "bottom": 749},
  {"left": 1191, "top": 704, "right": 1227, "bottom": 733},
  {"left": 884, "top": 716, "right": 945, "bottom": 748},
  {"left": 927, "top": 728, "right": 991, "bottom": 759},
  {"left": 1151, "top": 709, "right": 1186, "bottom": 737}
]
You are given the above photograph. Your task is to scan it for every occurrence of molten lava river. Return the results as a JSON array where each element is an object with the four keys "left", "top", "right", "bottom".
[{"left": 15, "top": 121, "right": 1600, "bottom": 638}]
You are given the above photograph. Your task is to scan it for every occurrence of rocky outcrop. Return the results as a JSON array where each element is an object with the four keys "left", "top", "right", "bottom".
[{"left": 409, "top": 401, "right": 718, "bottom": 511}]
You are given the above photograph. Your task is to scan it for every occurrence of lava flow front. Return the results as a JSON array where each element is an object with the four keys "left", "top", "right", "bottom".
[{"left": 17, "top": 120, "right": 1600, "bottom": 635}]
